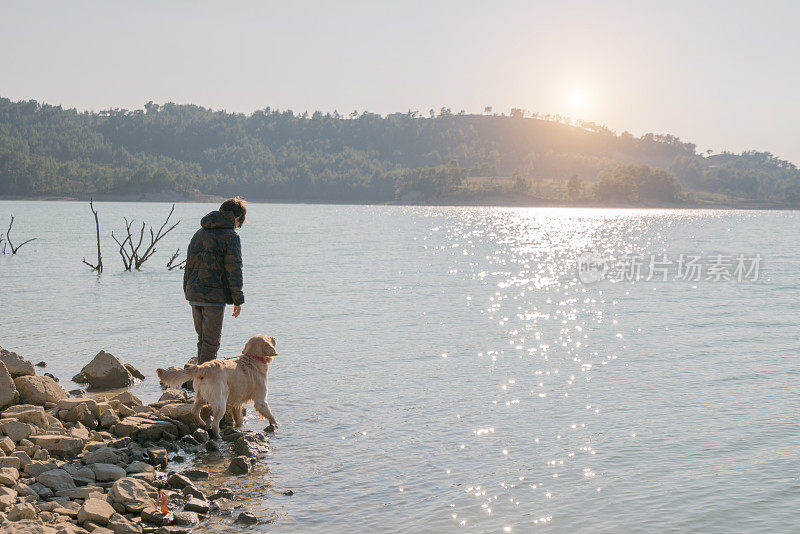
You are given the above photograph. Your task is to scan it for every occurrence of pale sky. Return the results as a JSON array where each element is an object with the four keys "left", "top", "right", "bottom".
[{"left": 2, "top": 0, "right": 799, "bottom": 163}]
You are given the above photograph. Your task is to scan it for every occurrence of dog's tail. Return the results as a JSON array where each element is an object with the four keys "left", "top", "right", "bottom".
[{"left": 156, "top": 366, "right": 197, "bottom": 388}]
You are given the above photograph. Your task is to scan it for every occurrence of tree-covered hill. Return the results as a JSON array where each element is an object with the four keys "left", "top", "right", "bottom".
[{"left": 1, "top": 97, "right": 798, "bottom": 206}]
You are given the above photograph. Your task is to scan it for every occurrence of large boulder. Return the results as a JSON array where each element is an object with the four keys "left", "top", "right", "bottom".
[
  {"left": 30, "top": 435, "right": 84, "bottom": 460},
  {"left": 0, "top": 348, "right": 35, "bottom": 378},
  {"left": 13, "top": 375, "right": 68, "bottom": 406},
  {"left": 36, "top": 468, "right": 76, "bottom": 492},
  {"left": 108, "top": 477, "right": 155, "bottom": 513},
  {"left": 73, "top": 351, "right": 134, "bottom": 390},
  {"left": 0, "top": 362, "right": 19, "bottom": 410},
  {"left": 108, "top": 512, "right": 143, "bottom": 534},
  {"left": 2, "top": 405, "right": 50, "bottom": 427},
  {"left": 77, "top": 497, "right": 115, "bottom": 525},
  {"left": 0, "top": 420, "right": 34, "bottom": 442},
  {"left": 90, "top": 462, "right": 126, "bottom": 482},
  {"left": 158, "top": 403, "right": 196, "bottom": 426},
  {"left": 111, "top": 417, "right": 177, "bottom": 443}
]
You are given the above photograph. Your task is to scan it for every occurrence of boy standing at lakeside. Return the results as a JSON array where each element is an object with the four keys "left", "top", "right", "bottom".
[{"left": 183, "top": 197, "right": 246, "bottom": 363}]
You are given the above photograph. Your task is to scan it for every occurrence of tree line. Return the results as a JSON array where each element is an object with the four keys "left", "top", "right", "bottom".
[{"left": 1, "top": 97, "right": 799, "bottom": 205}]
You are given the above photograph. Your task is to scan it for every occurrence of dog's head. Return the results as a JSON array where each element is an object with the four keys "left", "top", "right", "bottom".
[{"left": 243, "top": 334, "right": 278, "bottom": 363}]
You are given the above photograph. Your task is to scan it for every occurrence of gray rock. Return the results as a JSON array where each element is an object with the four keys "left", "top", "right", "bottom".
[
  {"left": 166, "top": 473, "right": 192, "bottom": 489},
  {"left": 78, "top": 497, "right": 115, "bottom": 525},
  {"left": 108, "top": 477, "right": 154, "bottom": 513},
  {"left": 0, "top": 420, "right": 33, "bottom": 442},
  {"left": 0, "top": 466, "right": 19, "bottom": 486},
  {"left": 37, "top": 468, "right": 76, "bottom": 492},
  {"left": 107, "top": 512, "right": 143, "bottom": 534},
  {"left": 228, "top": 456, "right": 250, "bottom": 475},
  {"left": 112, "top": 417, "right": 176, "bottom": 443},
  {"left": 0, "top": 456, "right": 21, "bottom": 470},
  {"left": 100, "top": 409, "right": 120, "bottom": 428},
  {"left": 64, "top": 404, "right": 98, "bottom": 429},
  {"left": 208, "top": 487, "right": 234, "bottom": 500},
  {"left": 30, "top": 435, "right": 84, "bottom": 460},
  {"left": 24, "top": 460, "right": 58, "bottom": 477},
  {"left": 29, "top": 480, "right": 54, "bottom": 498},
  {"left": 182, "top": 497, "right": 209, "bottom": 514},
  {"left": 124, "top": 461, "right": 154, "bottom": 475},
  {"left": 124, "top": 364, "right": 145, "bottom": 381},
  {"left": 182, "top": 469, "right": 209, "bottom": 481},
  {"left": 91, "top": 463, "right": 127, "bottom": 482},
  {"left": 12, "top": 450, "right": 32, "bottom": 467},
  {"left": 111, "top": 391, "right": 142, "bottom": 408},
  {"left": 74, "top": 351, "right": 134, "bottom": 390},
  {"left": 0, "top": 348, "right": 35, "bottom": 378},
  {"left": 0, "top": 436, "right": 14, "bottom": 454},
  {"left": 7, "top": 502, "right": 37, "bottom": 521},
  {"left": 57, "top": 398, "right": 100, "bottom": 416},
  {"left": 0, "top": 362, "right": 19, "bottom": 410},
  {"left": 82, "top": 446, "right": 121, "bottom": 465},
  {"left": 171, "top": 511, "right": 199, "bottom": 526},
  {"left": 65, "top": 464, "right": 96, "bottom": 486},
  {"left": 12, "top": 481, "right": 38, "bottom": 498},
  {"left": 55, "top": 485, "right": 105, "bottom": 499},
  {"left": 146, "top": 448, "right": 167, "bottom": 469},
  {"left": 182, "top": 486, "right": 205, "bottom": 500},
  {"left": 13, "top": 375, "right": 69, "bottom": 405},
  {"left": 1, "top": 405, "right": 50, "bottom": 427},
  {"left": 232, "top": 433, "right": 269, "bottom": 457},
  {"left": 157, "top": 389, "right": 188, "bottom": 404},
  {"left": 235, "top": 511, "right": 258, "bottom": 525},
  {"left": 140, "top": 506, "right": 168, "bottom": 526}
]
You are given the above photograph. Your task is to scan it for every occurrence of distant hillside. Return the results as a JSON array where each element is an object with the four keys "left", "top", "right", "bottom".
[{"left": 1, "top": 97, "right": 798, "bottom": 206}]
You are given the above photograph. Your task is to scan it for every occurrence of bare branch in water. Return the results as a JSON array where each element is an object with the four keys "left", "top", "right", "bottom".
[
  {"left": 5, "top": 215, "right": 37, "bottom": 254},
  {"left": 112, "top": 204, "right": 181, "bottom": 270},
  {"left": 166, "top": 248, "right": 186, "bottom": 271},
  {"left": 111, "top": 217, "right": 135, "bottom": 271},
  {"left": 83, "top": 198, "right": 103, "bottom": 272}
]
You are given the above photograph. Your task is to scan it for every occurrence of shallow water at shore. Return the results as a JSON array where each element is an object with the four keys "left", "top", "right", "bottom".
[{"left": 2, "top": 201, "right": 799, "bottom": 532}]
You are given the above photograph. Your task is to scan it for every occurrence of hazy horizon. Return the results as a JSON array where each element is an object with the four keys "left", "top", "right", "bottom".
[{"left": 2, "top": 0, "right": 799, "bottom": 163}]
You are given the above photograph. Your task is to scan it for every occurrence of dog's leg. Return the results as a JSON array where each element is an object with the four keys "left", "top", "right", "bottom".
[
  {"left": 209, "top": 398, "right": 226, "bottom": 439},
  {"left": 253, "top": 387, "right": 277, "bottom": 427},
  {"left": 191, "top": 393, "right": 206, "bottom": 428},
  {"left": 233, "top": 404, "right": 244, "bottom": 427}
]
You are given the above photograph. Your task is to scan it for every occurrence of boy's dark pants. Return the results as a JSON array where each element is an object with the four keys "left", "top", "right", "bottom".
[{"left": 192, "top": 305, "right": 225, "bottom": 363}]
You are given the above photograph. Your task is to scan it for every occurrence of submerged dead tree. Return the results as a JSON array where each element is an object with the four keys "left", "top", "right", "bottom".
[
  {"left": 82, "top": 198, "right": 103, "bottom": 272},
  {"left": 166, "top": 248, "right": 186, "bottom": 271},
  {"left": 112, "top": 204, "right": 180, "bottom": 270},
  {"left": 5, "top": 216, "right": 37, "bottom": 254}
]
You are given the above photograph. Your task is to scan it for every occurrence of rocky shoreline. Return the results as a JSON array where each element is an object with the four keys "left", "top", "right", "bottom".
[{"left": 0, "top": 346, "right": 273, "bottom": 534}]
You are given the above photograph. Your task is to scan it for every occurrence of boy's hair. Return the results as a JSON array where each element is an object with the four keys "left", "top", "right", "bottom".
[{"left": 220, "top": 197, "right": 247, "bottom": 227}]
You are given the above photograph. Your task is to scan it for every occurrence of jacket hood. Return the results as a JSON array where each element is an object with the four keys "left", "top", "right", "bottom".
[{"left": 201, "top": 210, "right": 237, "bottom": 229}]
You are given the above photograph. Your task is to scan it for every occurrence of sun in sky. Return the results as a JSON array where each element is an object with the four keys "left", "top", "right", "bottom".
[{"left": 566, "top": 85, "right": 591, "bottom": 117}]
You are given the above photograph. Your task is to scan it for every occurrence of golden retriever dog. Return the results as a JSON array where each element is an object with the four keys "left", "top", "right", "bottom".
[{"left": 157, "top": 334, "right": 278, "bottom": 438}]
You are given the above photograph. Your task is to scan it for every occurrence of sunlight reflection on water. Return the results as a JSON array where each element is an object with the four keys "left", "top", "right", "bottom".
[{"left": 1, "top": 202, "right": 798, "bottom": 532}]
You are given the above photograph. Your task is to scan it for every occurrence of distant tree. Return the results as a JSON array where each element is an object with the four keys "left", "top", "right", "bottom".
[
  {"left": 567, "top": 174, "right": 583, "bottom": 200},
  {"left": 484, "top": 106, "right": 492, "bottom": 115},
  {"left": 510, "top": 108, "right": 524, "bottom": 118},
  {"left": 595, "top": 165, "right": 682, "bottom": 204},
  {"left": 512, "top": 169, "right": 528, "bottom": 194}
]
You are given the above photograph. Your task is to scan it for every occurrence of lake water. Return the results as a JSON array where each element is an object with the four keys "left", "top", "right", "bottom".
[{"left": 1, "top": 201, "right": 798, "bottom": 533}]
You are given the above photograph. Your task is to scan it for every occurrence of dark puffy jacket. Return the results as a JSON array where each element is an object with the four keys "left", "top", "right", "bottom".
[{"left": 183, "top": 211, "right": 244, "bottom": 305}]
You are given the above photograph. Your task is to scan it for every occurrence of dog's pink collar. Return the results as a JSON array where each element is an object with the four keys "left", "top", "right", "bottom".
[{"left": 246, "top": 353, "right": 270, "bottom": 364}]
